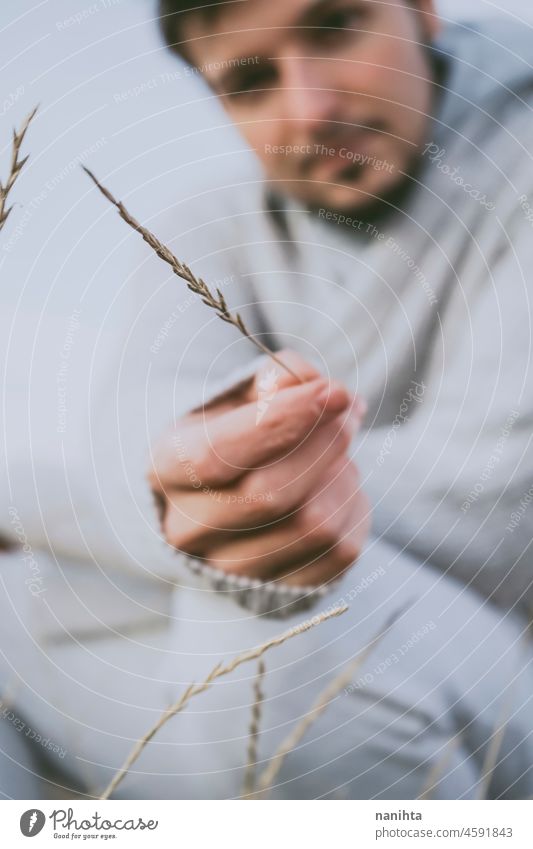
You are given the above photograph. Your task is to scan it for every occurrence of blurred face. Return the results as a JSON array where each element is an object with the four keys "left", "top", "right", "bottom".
[{"left": 183, "top": 0, "right": 440, "bottom": 212}]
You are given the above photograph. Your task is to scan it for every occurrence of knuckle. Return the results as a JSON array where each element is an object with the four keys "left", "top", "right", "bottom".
[
  {"left": 162, "top": 514, "right": 181, "bottom": 549},
  {"left": 206, "top": 557, "right": 239, "bottom": 575},
  {"left": 262, "top": 405, "right": 286, "bottom": 434},
  {"left": 151, "top": 488, "right": 166, "bottom": 525},
  {"left": 342, "top": 460, "right": 361, "bottom": 488},
  {"left": 147, "top": 465, "right": 163, "bottom": 494},
  {"left": 186, "top": 443, "right": 214, "bottom": 483},
  {"left": 337, "top": 422, "right": 353, "bottom": 453},
  {"left": 276, "top": 348, "right": 320, "bottom": 382},
  {"left": 245, "top": 469, "right": 267, "bottom": 496},
  {"left": 163, "top": 512, "right": 200, "bottom": 553},
  {"left": 298, "top": 502, "right": 338, "bottom": 548},
  {"left": 310, "top": 381, "right": 330, "bottom": 417},
  {"left": 335, "top": 538, "right": 362, "bottom": 567},
  {"left": 269, "top": 418, "right": 307, "bottom": 457},
  {"left": 236, "top": 472, "right": 280, "bottom": 522},
  {"left": 186, "top": 443, "right": 231, "bottom": 488},
  {"left": 149, "top": 432, "right": 178, "bottom": 488},
  {"left": 207, "top": 555, "right": 265, "bottom": 579}
]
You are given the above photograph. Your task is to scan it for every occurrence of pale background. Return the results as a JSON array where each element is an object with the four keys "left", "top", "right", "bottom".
[{"left": 1, "top": 0, "right": 532, "bottom": 480}]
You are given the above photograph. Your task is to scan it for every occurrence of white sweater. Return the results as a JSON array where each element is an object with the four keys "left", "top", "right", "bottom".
[
  {"left": 91, "top": 16, "right": 533, "bottom": 622},
  {"left": 1, "top": 18, "right": 533, "bottom": 790}
]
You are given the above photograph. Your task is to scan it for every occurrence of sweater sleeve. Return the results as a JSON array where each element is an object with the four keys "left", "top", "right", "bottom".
[
  {"left": 0, "top": 183, "right": 340, "bottom": 618},
  {"left": 162, "top": 361, "right": 342, "bottom": 619}
]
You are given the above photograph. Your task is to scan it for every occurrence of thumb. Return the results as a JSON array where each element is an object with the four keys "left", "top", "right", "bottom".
[{"left": 246, "top": 348, "right": 322, "bottom": 401}]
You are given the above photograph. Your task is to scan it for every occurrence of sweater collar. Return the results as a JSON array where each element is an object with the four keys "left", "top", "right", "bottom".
[{"left": 262, "top": 20, "right": 494, "bottom": 245}]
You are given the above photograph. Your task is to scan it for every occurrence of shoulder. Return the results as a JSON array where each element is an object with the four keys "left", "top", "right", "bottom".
[
  {"left": 437, "top": 16, "right": 533, "bottom": 110},
  {"left": 149, "top": 154, "right": 269, "bottom": 256}
]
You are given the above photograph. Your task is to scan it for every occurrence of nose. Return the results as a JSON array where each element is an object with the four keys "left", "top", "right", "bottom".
[{"left": 278, "top": 55, "right": 337, "bottom": 131}]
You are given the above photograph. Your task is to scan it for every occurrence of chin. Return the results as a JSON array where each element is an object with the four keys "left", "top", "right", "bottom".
[
  {"left": 301, "top": 172, "right": 398, "bottom": 214},
  {"left": 290, "top": 157, "right": 414, "bottom": 214}
]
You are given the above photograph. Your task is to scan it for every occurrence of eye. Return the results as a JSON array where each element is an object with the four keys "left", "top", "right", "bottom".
[
  {"left": 225, "top": 64, "right": 278, "bottom": 100},
  {"left": 311, "top": 7, "right": 365, "bottom": 46}
]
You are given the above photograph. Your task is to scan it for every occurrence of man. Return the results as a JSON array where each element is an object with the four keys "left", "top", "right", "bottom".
[
  {"left": 1, "top": 0, "right": 533, "bottom": 800},
  {"left": 148, "top": 0, "right": 533, "bottom": 618}
]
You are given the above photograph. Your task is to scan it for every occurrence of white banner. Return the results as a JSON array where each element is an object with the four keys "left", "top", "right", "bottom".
[{"left": 1, "top": 799, "right": 532, "bottom": 847}]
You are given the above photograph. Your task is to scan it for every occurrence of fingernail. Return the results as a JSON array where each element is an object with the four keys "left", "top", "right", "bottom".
[
  {"left": 317, "top": 381, "right": 349, "bottom": 410},
  {"left": 353, "top": 395, "right": 368, "bottom": 419},
  {"left": 346, "top": 415, "right": 360, "bottom": 439}
]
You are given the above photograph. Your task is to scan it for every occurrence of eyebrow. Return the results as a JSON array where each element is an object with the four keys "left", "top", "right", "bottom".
[
  {"left": 210, "top": 0, "right": 363, "bottom": 92},
  {"left": 213, "top": 57, "right": 270, "bottom": 96},
  {"left": 297, "top": 0, "right": 363, "bottom": 29}
]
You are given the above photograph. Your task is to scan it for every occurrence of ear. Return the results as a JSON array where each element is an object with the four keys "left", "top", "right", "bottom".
[{"left": 415, "top": 0, "right": 441, "bottom": 42}]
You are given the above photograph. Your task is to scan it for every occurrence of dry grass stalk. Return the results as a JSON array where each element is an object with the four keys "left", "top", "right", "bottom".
[
  {"left": 82, "top": 166, "right": 301, "bottom": 382},
  {"left": 242, "top": 659, "right": 266, "bottom": 798},
  {"left": 0, "top": 107, "right": 38, "bottom": 232},
  {"left": 99, "top": 603, "right": 348, "bottom": 800},
  {"left": 476, "top": 687, "right": 516, "bottom": 800},
  {"left": 418, "top": 734, "right": 462, "bottom": 800},
  {"left": 256, "top": 604, "right": 408, "bottom": 796},
  {"left": 419, "top": 671, "right": 519, "bottom": 800},
  {"left": 0, "top": 679, "right": 20, "bottom": 713}
]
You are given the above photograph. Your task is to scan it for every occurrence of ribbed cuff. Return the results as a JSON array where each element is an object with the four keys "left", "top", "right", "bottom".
[
  {"left": 156, "top": 354, "right": 339, "bottom": 618},
  {"left": 183, "top": 556, "right": 338, "bottom": 619}
]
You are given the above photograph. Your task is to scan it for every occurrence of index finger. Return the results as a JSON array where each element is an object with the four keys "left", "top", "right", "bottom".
[{"left": 153, "top": 377, "right": 351, "bottom": 491}]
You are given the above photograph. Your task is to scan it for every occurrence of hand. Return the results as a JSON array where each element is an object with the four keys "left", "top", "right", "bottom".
[{"left": 149, "top": 350, "right": 371, "bottom": 586}]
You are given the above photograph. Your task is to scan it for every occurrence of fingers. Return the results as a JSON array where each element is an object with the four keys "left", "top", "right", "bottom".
[
  {"left": 206, "top": 473, "right": 357, "bottom": 578},
  {"left": 242, "top": 348, "right": 323, "bottom": 401},
  {"left": 279, "top": 491, "right": 371, "bottom": 586},
  {"left": 200, "top": 463, "right": 370, "bottom": 585},
  {"left": 161, "top": 418, "right": 360, "bottom": 554},
  {"left": 194, "top": 349, "right": 322, "bottom": 417},
  {"left": 272, "top": 546, "right": 357, "bottom": 589},
  {"left": 280, "top": 461, "right": 370, "bottom": 587},
  {"left": 151, "top": 376, "right": 352, "bottom": 492},
  {"left": 149, "top": 346, "right": 371, "bottom": 580}
]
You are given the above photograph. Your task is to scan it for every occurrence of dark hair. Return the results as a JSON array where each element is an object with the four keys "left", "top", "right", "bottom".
[
  {"left": 159, "top": 0, "right": 422, "bottom": 56},
  {"left": 158, "top": 0, "right": 229, "bottom": 55}
]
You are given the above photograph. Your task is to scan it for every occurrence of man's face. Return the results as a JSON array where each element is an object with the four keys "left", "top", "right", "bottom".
[{"left": 183, "top": 0, "right": 440, "bottom": 212}]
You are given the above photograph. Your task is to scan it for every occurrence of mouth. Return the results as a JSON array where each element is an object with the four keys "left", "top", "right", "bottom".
[
  {"left": 333, "top": 160, "right": 365, "bottom": 184},
  {"left": 304, "top": 124, "right": 386, "bottom": 181}
]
